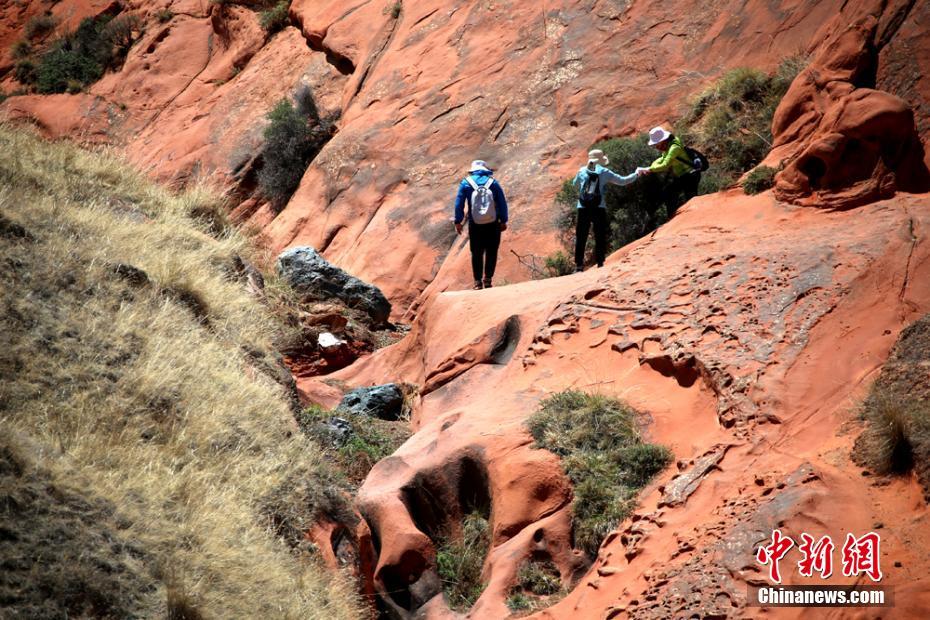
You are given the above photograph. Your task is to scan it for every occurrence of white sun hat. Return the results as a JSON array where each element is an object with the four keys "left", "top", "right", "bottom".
[
  {"left": 469, "top": 160, "right": 493, "bottom": 173},
  {"left": 648, "top": 126, "right": 672, "bottom": 146},
  {"left": 587, "top": 149, "right": 609, "bottom": 166}
]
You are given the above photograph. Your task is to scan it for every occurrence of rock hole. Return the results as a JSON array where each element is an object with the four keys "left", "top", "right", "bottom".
[
  {"left": 797, "top": 155, "right": 826, "bottom": 189},
  {"left": 457, "top": 454, "right": 491, "bottom": 520},
  {"left": 489, "top": 315, "right": 521, "bottom": 364},
  {"left": 643, "top": 355, "right": 700, "bottom": 388}
]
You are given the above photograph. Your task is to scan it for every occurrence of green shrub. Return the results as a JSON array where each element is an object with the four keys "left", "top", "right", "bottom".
[
  {"left": 528, "top": 390, "right": 672, "bottom": 557},
  {"left": 682, "top": 56, "right": 806, "bottom": 185},
  {"left": 436, "top": 511, "right": 489, "bottom": 612},
  {"left": 156, "top": 8, "right": 174, "bottom": 23},
  {"left": 506, "top": 559, "right": 565, "bottom": 614},
  {"left": 32, "top": 14, "right": 141, "bottom": 94},
  {"left": 296, "top": 404, "right": 411, "bottom": 486},
  {"left": 14, "top": 59, "right": 37, "bottom": 84},
  {"left": 11, "top": 40, "right": 33, "bottom": 60},
  {"left": 258, "top": 92, "right": 337, "bottom": 210},
  {"left": 742, "top": 165, "right": 778, "bottom": 195},
  {"left": 24, "top": 13, "right": 58, "bottom": 40},
  {"left": 259, "top": 1, "right": 290, "bottom": 34},
  {"left": 544, "top": 250, "right": 574, "bottom": 277},
  {"left": 385, "top": 1, "right": 402, "bottom": 18}
]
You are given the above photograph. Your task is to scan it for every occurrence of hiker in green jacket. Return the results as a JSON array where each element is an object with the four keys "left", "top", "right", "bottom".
[{"left": 639, "top": 126, "right": 702, "bottom": 229}]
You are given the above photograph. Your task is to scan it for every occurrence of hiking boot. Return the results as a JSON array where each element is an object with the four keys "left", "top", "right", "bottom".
[
  {"left": 473, "top": 280, "right": 483, "bottom": 290},
  {"left": 482, "top": 278, "right": 492, "bottom": 289}
]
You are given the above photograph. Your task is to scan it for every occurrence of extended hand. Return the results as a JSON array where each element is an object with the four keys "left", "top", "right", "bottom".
[
  {"left": 499, "top": 222, "right": 508, "bottom": 232},
  {"left": 455, "top": 222, "right": 463, "bottom": 235}
]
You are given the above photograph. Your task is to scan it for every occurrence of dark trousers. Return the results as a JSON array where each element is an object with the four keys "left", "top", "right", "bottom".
[
  {"left": 649, "top": 172, "right": 701, "bottom": 228},
  {"left": 468, "top": 222, "right": 501, "bottom": 281},
  {"left": 575, "top": 207, "right": 607, "bottom": 268}
]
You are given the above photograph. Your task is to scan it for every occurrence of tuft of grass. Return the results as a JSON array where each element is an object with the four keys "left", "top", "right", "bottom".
[
  {"left": 742, "top": 165, "right": 778, "bottom": 195},
  {"left": 24, "top": 13, "right": 58, "bottom": 40},
  {"left": 436, "top": 511, "right": 490, "bottom": 612},
  {"left": 259, "top": 0, "right": 290, "bottom": 34},
  {"left": 854, "top": 315, "right": 930, "bottom": 501},
  {"left": 296, "top": 404, "right": 411, "bottom": 486},
  {"left": 544, "top": 250, "right": 575, "bottom": 277},
  {"left": 0, "top": 124, "right": 362, "bottom": 618},
  {"left": 386, "top": 1, "right": 402, "bottom": 19},
  {"left": 528, "top": 391, "right": 672, "bottom": 557},
  {"left": 506, "top": 559, "right": 566, "bottom": 615},
  {"left": 156, "top": 8, "right": 175, "bottom": 23}
]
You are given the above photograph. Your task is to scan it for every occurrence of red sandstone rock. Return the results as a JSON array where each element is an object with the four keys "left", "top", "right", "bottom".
[
  {"left": 6, "top": 0, "right": 912, "bottom": 314},
  {"left": 338, "top": 189, "right": 930, "bottom": 618}
]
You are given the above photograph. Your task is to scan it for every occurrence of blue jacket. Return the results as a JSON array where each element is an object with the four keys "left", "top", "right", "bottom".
[
  {"left": 572, "top": 165, "right": 637, "bottom": 209},
  {"left": 453, "top": 171, "right": 509, "bottom": 224}
]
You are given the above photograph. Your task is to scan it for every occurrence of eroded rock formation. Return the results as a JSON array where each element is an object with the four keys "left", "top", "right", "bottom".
[{"left": 768, "top": 4, "right": 930, "bottom": 209}]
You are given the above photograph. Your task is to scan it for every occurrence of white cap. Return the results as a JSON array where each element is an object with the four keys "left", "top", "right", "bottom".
[
  {"left": 469, "top": 160, "right": 493, "bottom": 173},
  {"left": 587, "top": 149, "right": 609, "bottom": 166},
  {"left": 648, "top": 126, "right": 672, "bottom": 146}
]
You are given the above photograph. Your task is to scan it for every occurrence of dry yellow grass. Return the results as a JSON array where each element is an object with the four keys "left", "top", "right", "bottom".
[{"left": 0, "top": 124, "right": 363, "bottom": 618}]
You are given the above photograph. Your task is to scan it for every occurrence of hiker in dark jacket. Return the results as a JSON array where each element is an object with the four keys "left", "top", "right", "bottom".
[
  {"left": 639, "top": 126, "right": 702, "bottom": 229},
  {"left": 453, "top": 160, "right": 509, "bottom": 290},
  {"left": 572, "top": 149, "right": 639, "bottom": 272}
]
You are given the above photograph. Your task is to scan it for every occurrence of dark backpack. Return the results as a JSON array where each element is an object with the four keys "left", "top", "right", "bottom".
[
  {"left": 579, "top": 171, "right": 601, "bottom": 208},
  {"left": 678, "top": 146, "right": 710, "bottom": 172}
]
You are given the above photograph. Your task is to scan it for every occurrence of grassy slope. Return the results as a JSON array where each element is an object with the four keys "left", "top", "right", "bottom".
[{"left": 0, "top": 125, "right": 361, "bottom": 619}]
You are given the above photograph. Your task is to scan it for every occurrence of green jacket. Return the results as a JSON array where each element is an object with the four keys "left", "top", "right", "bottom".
[{"left": 649, "top": 136, "right": 693, "bottom": 178}]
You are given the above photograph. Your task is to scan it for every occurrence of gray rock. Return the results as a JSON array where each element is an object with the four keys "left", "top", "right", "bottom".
[
  {"left": 320, "top": 416, "right": 354, "bottom": 447},
  {"left": 276, "top": 246, "right": 391, "bottom": 324},
  {"left": 338, "top": 384, "right": 404, "bottom": 421}
]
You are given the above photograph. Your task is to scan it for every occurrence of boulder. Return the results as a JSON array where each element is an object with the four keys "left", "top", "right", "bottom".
[
  {"left": 338, "top": 384, "right": 404, "bottom": 421},
  {"left": 277, "top": 246, "right": 391, "bottom": 324}
]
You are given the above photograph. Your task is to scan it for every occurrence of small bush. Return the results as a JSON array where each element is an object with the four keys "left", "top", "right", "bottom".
[
  {"left": 853, "top": 315, "right": 930, "bottom": 501},
  {"left": 259, "top": 1, "right": 290, "bottom": 34},
  {"left": 24, "top": 13, "right": 58, "bottom": 40},
  {"left": 544, "top": 250, "right": 574, "bottom": 277},
  {"left": 258, "top": 93, "right": 336, "bottom": 210},
  {"left": 436, "top": 511, "right": 490, "bottom": 612},
  {"left": 32, "top": 14, "right": 141, "bottom": 94},
  {"left": 528, "top": 390, "right": 672, "bottom": 557},
  {"left": 156, "top": 8, "right": 174, "bottom": 23},
  {"left": 14, "top": 59, "right": 37, "bottom": 84},
  {"left": 385, "top": 1, "right": 402, "bottom": 18},
  {"left": 682, "top": 56, "right": 806, "bottom": 185},
  {"left": 742, "top": 165, "right": 778, "bottom": 195},
  {"left": 296, "top": 404, "right": 411, "bottom": 485},
  {"left": 506, "top": 559, "right": 565, "bottom": 614},
  {"left": 11, "top": 40, "right": 33, "bottom": 60}
]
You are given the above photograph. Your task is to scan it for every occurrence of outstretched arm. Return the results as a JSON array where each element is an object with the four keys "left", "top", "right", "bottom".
[{"left": 600, "top": 168, "right": 639, "bottom": 186}]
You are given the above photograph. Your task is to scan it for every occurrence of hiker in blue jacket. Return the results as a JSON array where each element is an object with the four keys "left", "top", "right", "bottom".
[
  {"left": 453, "top": 160, "right": 509, "bottom": 290},
  {"left": 572, "top": 149, "right": 641, "bottom": 272}
]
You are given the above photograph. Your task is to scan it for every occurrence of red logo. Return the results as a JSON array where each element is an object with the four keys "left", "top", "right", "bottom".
[
  {"left": 756, "top": 529, "right": 795, "bottom": 584},
  {"left": 841, "top": 532, "right": 883, "bottom": 582},
  {"left": 756, "top": 531, "right": 882, "bottom": 584}
]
